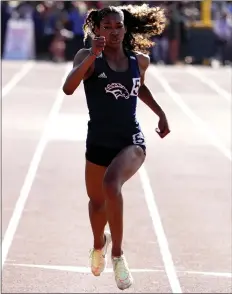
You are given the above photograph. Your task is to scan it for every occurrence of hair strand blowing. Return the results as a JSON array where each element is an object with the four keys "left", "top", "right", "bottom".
[{"left": 83, "top": 4, "right": 166, "bottom": 54}]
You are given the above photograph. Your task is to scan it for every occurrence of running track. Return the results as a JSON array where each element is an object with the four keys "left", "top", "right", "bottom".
[{"left": 2, "top": 60, "right": 231, "bottom": 293}]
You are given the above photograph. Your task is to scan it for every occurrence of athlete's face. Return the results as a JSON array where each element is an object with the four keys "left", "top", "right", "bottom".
[{"left": 97, "top": 12, "right": 126, "bottom": 48}]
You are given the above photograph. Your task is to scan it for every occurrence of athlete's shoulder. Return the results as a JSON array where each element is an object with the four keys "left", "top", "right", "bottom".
[{"left": 134, "top": 51, "right": 150, "bottom": 71}]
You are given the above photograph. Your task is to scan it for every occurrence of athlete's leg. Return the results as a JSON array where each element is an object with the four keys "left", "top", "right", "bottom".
[
  {"left": 102, "top": 144, "right": 145, "bottom": 289},
  {"left": 103, "top": 145, "right": 146, "bottom": 257},
  {"left": 85, "top": 160, "right": 112, "bottom": 276},
  {"left": 85, "top": 160, "right": 107, "bottom": 250}
]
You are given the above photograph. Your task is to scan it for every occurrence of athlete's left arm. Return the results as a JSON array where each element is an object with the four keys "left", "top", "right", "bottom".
[{"left": 137, "top": 53, "right": 165, "bottom": 118}]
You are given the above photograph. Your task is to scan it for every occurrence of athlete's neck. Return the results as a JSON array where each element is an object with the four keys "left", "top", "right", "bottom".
[{"left": 103, "top": 46, "right": 125, "bottom": 60}]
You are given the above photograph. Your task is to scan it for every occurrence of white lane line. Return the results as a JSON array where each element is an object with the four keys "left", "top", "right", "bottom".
[
  {"left": 148, "top": 67, "right": 231, "bottom": 161},
  {"left": 186, "top": 66, "right": 231, "bottom": 102},
  {"left": 2, "top": 61, "right": 35, "bottom": 98},
  {"left": 139, "top": 165, "right": 183, "bottom": 293},
  {"left": 1, "top": 63, "right": 72, "bottom": 270},
  {"left": 6, "top": 263, "right": 232, "bottom": 278}
]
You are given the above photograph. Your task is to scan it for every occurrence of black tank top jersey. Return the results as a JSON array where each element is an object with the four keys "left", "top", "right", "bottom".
[{"left": 83, "top": 50, "right": 144, "bottom": 149}]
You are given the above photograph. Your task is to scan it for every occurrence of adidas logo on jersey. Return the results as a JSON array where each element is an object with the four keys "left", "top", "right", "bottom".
[{"left": 98, "top": 72, "right": 107, "bottom": 79}]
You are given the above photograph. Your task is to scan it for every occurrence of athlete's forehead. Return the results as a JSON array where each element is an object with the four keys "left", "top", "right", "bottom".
[{"left": 101, "top": 12, "right": 124, "bottom": 24}]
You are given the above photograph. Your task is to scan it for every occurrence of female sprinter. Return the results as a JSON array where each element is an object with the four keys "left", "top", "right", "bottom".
[{"left": 62, "top": 4, "right": 170, "bottom": 290}]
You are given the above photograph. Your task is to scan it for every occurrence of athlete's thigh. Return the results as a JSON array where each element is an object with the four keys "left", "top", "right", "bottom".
[
  {"left": 85, "top": 160, "right": 107, "bottom": 203},
  {"left": 104, "top": 145, "right": 146, "bottom": 186}
]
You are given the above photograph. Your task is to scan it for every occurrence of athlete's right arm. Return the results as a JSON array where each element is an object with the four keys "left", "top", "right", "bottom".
[
  {"left": 63, "top": 36, "right": 105, "bottom": 95},
  {"left": 62, "top": 49, "right": 96, "bottom": 95}
]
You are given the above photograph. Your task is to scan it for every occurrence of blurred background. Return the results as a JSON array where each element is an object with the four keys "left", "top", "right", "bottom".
[
  {"left": 1, "top": 4, "right": 231, "bottom": 291},
  {"left": 1, "top": 0, "right": 232, "bottom": 66}
]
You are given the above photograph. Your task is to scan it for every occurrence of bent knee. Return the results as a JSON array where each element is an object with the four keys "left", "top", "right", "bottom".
[
  {"left": 89, "top": 199, "right": 105, "bottom": 211},
  {"left": 103, "top": 175, "right": 121, "bottom": 199},
  {"left": 131, "top": 145, "right": 146, "bottom": 164}
]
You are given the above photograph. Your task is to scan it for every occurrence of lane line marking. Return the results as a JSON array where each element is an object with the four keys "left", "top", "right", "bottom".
[
  {"left": 186, "top": 66, "right": 231, "bottom": 102},
  {"left": 5, "top": 263, "right": 232, "bottom": 278},
  {"left": 1, "top": 63, "right": 72, "bottom": 270},
  {"left": 148, "top": 66, "right": 231, "bottom": 161},
  {"left": 2, "top": 61, "right": 35, "bottom": 98},
  {"left": 139, "top": 165, "right": 182, "bottom": 293}
]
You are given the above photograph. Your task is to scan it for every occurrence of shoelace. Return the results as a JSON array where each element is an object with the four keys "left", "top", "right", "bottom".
[
  {"left": 89, "top": 249, "right": 104, "bottom": 266},
  {"left": 89, "top": 235, "right": 108, "bottom": 260},
  {"left": 113, "top": 257, "right": 130, "bottom": 280}
]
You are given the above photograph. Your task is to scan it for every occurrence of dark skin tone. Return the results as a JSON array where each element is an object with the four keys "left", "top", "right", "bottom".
[{"left": 63, "top": 12, "right": 170, "bottom": 256}]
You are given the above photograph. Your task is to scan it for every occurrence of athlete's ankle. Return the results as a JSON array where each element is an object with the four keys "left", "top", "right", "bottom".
[
  {"left": 94, "top": 234, "right": 106, "bottom": 250},
  {"left": 112, "top": 248, "right": 123, "bottom": 257}
]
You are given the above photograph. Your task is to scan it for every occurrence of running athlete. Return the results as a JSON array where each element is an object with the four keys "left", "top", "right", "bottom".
[{"left": 63, "top": 4, "right": 170, "bottom": 290}]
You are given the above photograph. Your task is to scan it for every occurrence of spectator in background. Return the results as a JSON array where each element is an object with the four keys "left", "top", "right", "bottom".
[
  {"left": 166, "top": 3, "right": 181, "bottom": 64},
  {"left": 49, "top": 27, "right": 65, "bottom": 62},
  {"left": 17, "top": 1, "right": 35, "bottom": 19},
  {"left": 39, "top": 1, "right": 63, "bottom": 59},
  {"left": 18, "top": 1, "right": 46, "bottom": 59},
  {"left": 64, "top": 1, "right": 87, "bottom": 61},
  {"left": 178, "top": 2, "right": 190, "bottom": 64},
  {"left": 213, "top": 11, "right": 232, "bottom": 65},
  {"left": 151, "top": 28, "right": 168, "bottom": 64},
  {"left": 150, "top": 1, "right": 169, "bottom": 64},
  {"left": 86, "top": 1, "right": 103, "bottom": 9}
]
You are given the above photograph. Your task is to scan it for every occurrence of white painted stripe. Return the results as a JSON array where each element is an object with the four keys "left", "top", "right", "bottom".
[
  {"left": 186, "top": 66, "right": 231, "bottom": 102},
  {"left": 149, "top": 67, "right": 231, "bottom": 161},
  {"left": 139, "top": 166, "right": 182, "bottom": 293},
  {"left": 2, "top": 61, "right": 34, "bottom": 98},
  {"left": 1, "top": 63, "right": 72, "bottom": 270},
  {"left": 184, "top": 270, "right": 232, "bottom": 278},
  {"left": 6, "top": 263, "right": 232, "bottom": 278}
]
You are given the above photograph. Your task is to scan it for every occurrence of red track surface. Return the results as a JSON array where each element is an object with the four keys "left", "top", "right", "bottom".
[{"left": 2, "top": 61, "right": 231, "bottom": 293}]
